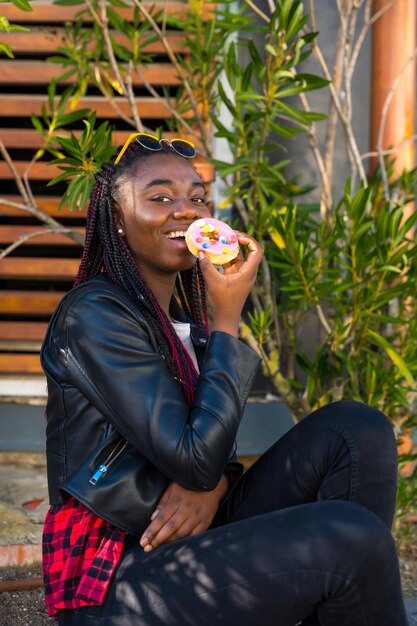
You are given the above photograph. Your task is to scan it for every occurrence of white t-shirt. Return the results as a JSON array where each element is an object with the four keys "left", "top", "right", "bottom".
[{"left": 171, "top": 321, "right": 200, "bottom": 373}]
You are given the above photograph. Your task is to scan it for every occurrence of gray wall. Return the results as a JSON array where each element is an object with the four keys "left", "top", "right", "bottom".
[
  {"left": 0, "top": 400, "right": 294, "bottom": 456},
  {"left": 257, "top": 0, "right": 371, "bottom": 202}
]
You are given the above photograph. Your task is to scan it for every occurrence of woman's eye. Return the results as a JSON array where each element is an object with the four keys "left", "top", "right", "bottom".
[
  {"left": 192, "top": 197, "right": 206, "bottom": 204},
  {"left": 152, "top": 195, "right": 171, "bottom": 202}
]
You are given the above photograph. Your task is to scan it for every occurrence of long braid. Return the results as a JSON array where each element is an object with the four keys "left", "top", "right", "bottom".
[
  {"left": 75, "top": 142, "right": 207, "bottom": 405},
  {"left": 197, "top": 263, "right": 210, "bottom": 336},
  {"left": 74, "top": 182, "right": 104, "bottom": 285},
  {"left": 177, "top": 265, "right": 210, "bottom": 336}
]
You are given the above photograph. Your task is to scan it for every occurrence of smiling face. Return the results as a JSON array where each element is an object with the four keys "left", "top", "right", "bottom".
[{"left": 114, "top": 152, "right": 210, "bottom": 285}]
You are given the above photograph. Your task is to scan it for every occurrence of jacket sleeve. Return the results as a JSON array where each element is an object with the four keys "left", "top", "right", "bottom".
[{"left": 42, "top": 285, "right": 261, "bottom": 491}]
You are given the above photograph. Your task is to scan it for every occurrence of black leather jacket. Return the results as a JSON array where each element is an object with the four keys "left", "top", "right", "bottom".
[{"left": 41, "top": 274, "right": 261, "bottom": 504}]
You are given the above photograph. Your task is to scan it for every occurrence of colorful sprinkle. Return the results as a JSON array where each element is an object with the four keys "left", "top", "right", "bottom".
[
  {"left": 223, "top": 247, "right": 229, "bottom": 254},
  {"left": 196, "top": 237, "right": 203, "bottom": 243},
  {"left": 202, "top": 242, "right": 209, "bottom": 249},
  {"left": 228, "top": 234, "right": 237, "bottom": 243},
  {"left": 219, "top": 236, "right": 227, "bottom": 244}
]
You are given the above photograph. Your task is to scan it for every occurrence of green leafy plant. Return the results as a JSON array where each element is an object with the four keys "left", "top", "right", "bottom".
[
  {"left": 0, "top": 0, "right": 31, "bottom": 58},
  {"left": 25, "top": 0, "right": 417, "bottom": 432},
  {"left": 47, "top": 112, "right": 115, "bottom": 210},
  {"left": 5, "top": 0, "right": 417, "bottom": 435},
  {"left": 3, "top": 0, "right": 417, "bottom": 525}
]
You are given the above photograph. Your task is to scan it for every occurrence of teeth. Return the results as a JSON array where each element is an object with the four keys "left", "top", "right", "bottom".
[{"left": 167, "top": 231, "right": 186, "bottom": 239}]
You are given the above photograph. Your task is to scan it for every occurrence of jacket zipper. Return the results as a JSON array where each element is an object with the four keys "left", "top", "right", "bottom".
[{"left": 89, "top": 438, "right": 128, "bottom": 485}]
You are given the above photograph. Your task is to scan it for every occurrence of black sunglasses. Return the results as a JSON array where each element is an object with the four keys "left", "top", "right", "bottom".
[{"left": 114, "top": 132, "right": 196, "bottom": 164}]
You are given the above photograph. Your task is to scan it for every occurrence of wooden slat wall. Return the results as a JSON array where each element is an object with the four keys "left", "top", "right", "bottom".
[{"left": 0, "top": 1, "right": 210, "bottom": 378}]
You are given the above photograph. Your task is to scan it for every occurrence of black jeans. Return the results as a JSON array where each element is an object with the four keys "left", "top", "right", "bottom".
[{"left": 58, "top": 400, "right": 408, "bottom": 626}]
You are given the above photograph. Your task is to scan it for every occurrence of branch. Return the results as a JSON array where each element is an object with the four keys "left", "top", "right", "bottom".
[
  {"left": 134, "top": 65, "right": 202, "bottom": 147},
  {"left": 0, "top": 141, "right": 84, "bottom": 247},
  {"left": 308, "top": 0, "right": 367, "bottom": 184},
  {"left": 377, "top": 45, "right": 417, "bottom": 200},
  {"left": 162, "top": 0, "right": 168, "bottom": 35},
  {"left": 342, "top": 2, "right": 362, "bottom": 186},
  {"left": 98, "top": 0, "right": 126, "bottom": 97},
  {"left": 259, "top": 256, "right": 282, "bottom": 358},
  {"left": 0, "top": 227, "right": 82, "bottom": 260},
  {"left": 0, "top": 198, "right": 33, "bottom": 212},
  {"left": 233, "top": 195, "right": 252, "bottom": 227},
  {"left": 243, "top": 0, "right": 270, "bottom": 23},
  {"left": 320, "top": 10, "right": 345, "bottom": 216},
  {"left": 349, "top": 0, "right": 397, "bottom": 77},
  {"left": 82, "top": 0, "right": 100, "bottom": 23},
  {"left": 93, "top": 71, "right": 137, "bottom": 128},
  {"left": 80, "top": 0, "right": 136, "bottom": 128},
  {"left": 316, "top": 303, "right": 332, "bottom": 335},
  {"left": 131, "top": 0, "right": 207, "bottom": 141},
  {"left": 126, "top": 61, "right": 144, "bottom": 131},
  {"left": 0, "top": 138, "right": 30, "bottom": 205},
  {"left": 299, "top": 93, "right": 332, "bottom": 218},
  {"left": 98, "top": 0, "right": 144, "bottom": 132},
  {"left": 361, "top": 134, "right": 417, "bottom": 160}
]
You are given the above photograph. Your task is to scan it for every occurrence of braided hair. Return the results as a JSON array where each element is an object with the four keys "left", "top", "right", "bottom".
[{"left": 74, "top": 141, "right": 210, "bottom": 405}]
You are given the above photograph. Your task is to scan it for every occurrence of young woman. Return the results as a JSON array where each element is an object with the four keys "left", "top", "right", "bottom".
[{"left": 41, "top": 134, "right": 408, "bottom": 626}]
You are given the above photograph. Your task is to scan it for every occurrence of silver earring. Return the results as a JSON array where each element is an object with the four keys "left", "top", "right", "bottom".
[{"left": 118, "top": 228, "right": 124, "bottom": 235}]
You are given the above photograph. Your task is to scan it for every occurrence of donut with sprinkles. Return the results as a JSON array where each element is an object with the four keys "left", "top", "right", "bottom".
[{"left": 185, "top": 218, "right": 240, "bottom": 265}]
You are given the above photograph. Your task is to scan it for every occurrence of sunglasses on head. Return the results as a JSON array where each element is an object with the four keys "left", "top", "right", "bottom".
[{"left": 114, "top": 132, "right": 196, "bottom": 164}]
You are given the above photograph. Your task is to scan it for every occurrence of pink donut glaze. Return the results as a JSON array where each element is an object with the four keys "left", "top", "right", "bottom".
[{"left": 186, "top": 218, "right": 239, "bottom": 259}]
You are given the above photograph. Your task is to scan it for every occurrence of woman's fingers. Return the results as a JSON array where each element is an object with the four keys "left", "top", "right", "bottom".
[
  {"left": 140, "top": 506, "right": 178, "bottom": 551},
  {"left": 198, "top": 230, "right": 263, "bottom": 335},
  {"left": 235, "top": 231, "right": 264, "bottom": 267},
  {"left": 199, "top": 231, "right": 263, "bottom": 276},
  {"left": 145, "top": 517, "right": 200, "bottom": 551},
  {"left": 142, "top": 511, "right": 184, "bottom": 552},
  {"left": 139, "top": 482, "right": 222, "bottom": 551}
]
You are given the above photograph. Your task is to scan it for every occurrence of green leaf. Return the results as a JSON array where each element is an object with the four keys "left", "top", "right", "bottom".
[
  {"left": 367, "top": 330, "right": 415, "bottom": 387},
  {"left": 108, "top": 0, "right": 130, "bottom": 6},
  {"left": 217, "top": 80, "right": 236, "bottom": 116},
  {"left": 280, "top": 0, "right": 293, "bottom": 27},
  {"left": 53, "top": 0, "right": 84, "bottom": 5},
  {"left": 241, "top": 63, "right": 253, "bottom": 92},
  {"left": 269, "top": 121, "right": 300, "bottom": 139},
  {"left": 0, "top": 42, "right": 14, "bottom": 58},
  {"left": 265, "top": 43, "right": 277, "bottom": 57},
  {"left": 224, "top": 41, "right": 238, "bottom": 88},
  {"left": 3, "top": 23, "right": 29, "bottom": 32},
  {"left": 352, "top": 221, "right": 373, "bottom": 242},
  {"left": 30, "top": 114, "right": 44, "bottom": 134},
  {"left": 276, "top": 84, "right": 308, "bottom": 99},
  {"left": 11, "top": 0, "right": 32, "bottom": 11},
  {"left": 276, "top": 100, "right": 326, "bottom": 124},
  {"left": 295, "top": 73, "right": 331, "bottom": 91},
  {"left": 247, "top": 39, "right": 263, "bottom": 73},
  {"left": 285, "top": 2, "right": 305, "bottom": 39}
]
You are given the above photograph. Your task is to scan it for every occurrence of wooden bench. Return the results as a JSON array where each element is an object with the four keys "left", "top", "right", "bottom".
[{"left": 0, "top": 193, "right": 82, "bottom": 376}]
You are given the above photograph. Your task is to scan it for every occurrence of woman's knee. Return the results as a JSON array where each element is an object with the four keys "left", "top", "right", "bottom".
[
  {"left": 308, "top": 400, "right": 396, "bottom": 450},
  {"left": 315, "top": 501, "right": 397, "bottom": 572}
]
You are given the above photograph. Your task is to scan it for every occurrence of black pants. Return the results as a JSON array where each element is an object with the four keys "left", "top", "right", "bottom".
[{"left": 58, "top": 400, "right": 408, "bottom": 625}]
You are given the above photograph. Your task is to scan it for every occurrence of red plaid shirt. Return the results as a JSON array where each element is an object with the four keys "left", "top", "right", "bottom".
[{"left": 42, "top": 497, "right": 125, "bottom": 618}]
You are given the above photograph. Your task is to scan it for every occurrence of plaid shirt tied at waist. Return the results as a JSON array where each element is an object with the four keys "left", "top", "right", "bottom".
[{"left": 42, "top": 497, "right": 125, "bottom": 618}]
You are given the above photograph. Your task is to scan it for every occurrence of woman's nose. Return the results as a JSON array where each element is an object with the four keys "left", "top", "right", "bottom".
[{"left": 172, "top": 202, "right": 207, "bottom": 220}]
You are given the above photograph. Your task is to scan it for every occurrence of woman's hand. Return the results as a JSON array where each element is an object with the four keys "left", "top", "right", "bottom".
[
  {"left": 197, "top": 232, "right": 263, "bottom": 337},
  {"left": 139, "top": 475, "right": 228, "bottom": 552}
]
